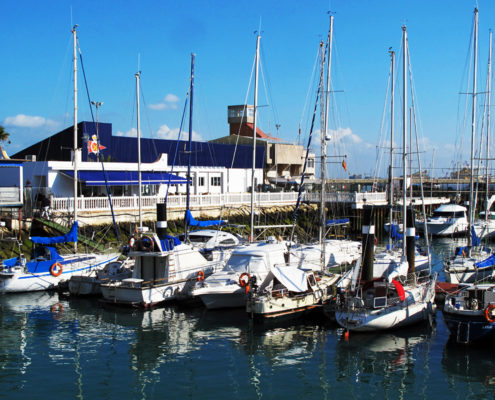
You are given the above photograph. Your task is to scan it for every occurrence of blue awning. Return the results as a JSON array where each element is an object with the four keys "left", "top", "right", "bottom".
[{"left": 62, "top": 170, "right": 188, "bottom": 186}]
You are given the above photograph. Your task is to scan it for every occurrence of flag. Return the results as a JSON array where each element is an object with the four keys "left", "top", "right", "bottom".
[
  {"left": 88, "top": 135, "right": 107, "bottom": 154},
  {"left": 342, "top": 159, "right": 347, "bottom": 172}
]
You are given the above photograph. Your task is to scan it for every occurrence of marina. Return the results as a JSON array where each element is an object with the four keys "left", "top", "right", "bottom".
[
  {"left": 4, "top": 1, "right": 495, "bottom": 399},
  {"left": 1, "top": 239, "right": 495, "bottom": 399}
]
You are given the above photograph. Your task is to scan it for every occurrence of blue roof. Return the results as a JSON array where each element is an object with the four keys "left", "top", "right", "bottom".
[{"left": 62, "top": 170, "right": 188, "bottom": 186}]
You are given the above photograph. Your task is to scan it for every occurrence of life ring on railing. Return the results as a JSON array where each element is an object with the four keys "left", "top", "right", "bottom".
[
  {"left": 239, "top": 272, "right": 250, "bottom": 287},
  {"left": 50, "top": 262, "right": 63, "bottom": 277},
  {"left": 129, "top": 236, "right": 136, "bottom": 250},
  {"left": 197, "top": 270, "right": 205, "bottom": 282},
  {"left": 484, "top": 304, "right": 495, "bottom": 323},
  {"left": 50, "top": 303, "right": 63, "bottom": 320},
  {"left": 139, "top": 236, "right": 154, "bottom": 252}
]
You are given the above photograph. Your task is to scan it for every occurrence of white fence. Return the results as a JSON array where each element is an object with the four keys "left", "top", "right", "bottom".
[{"left": 51, "top": 192, "right": 302, "bottom": 212}]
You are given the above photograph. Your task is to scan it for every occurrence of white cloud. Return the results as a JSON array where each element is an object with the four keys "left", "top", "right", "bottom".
[
  {"left": 156, "top": 124, "right": 202, "bottom": 141},
  {"left": 149, "top": 93, "right": 180, "bottom": 110},
  {"left": 115, "top": 127, "right": 137, "bottom": 137},
  {"left": 3, "top": 114, "right": 58, "bottom": 128},
  {"left": 326, "top": 127, "right": 363, "bottom": 144}
]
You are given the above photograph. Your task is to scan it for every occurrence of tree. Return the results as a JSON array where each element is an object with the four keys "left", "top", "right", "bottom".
[{"left": 0, "top": 125, "right": 10, "bottom": 143}]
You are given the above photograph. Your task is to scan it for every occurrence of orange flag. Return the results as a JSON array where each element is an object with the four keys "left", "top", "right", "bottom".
[{"left": 342, "top": 159, "right": 347, "bottom": 172}]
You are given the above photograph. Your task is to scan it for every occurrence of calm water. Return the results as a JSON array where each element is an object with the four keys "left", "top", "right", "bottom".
[{"left": 2, "top": 239, "right": 495, "bottom": 400}]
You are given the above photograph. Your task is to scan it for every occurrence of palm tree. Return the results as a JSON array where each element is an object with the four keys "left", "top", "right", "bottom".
[{"left": 0, "top": 125, "right": 10, "bottom": 143}]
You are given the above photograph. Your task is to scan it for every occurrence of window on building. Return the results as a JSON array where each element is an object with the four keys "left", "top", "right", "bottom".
[
  {"left": 198, "top": 177, "right": 205, "bottom": 186},
  {"left": 308, "top": 158, "right": 315, "bottom": 168},
  {"left": 211, "top": 176, "right": 221, "bottom": 186}
]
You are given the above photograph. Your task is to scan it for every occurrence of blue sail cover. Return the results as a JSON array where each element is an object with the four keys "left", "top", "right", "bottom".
[
  {"left": 471, "top": 225, "right": 481, "bottom": 247},
  {"left": 475, "top": 253, "right": 495, "bottom": 269},
  {"left": 326, "top": 218, "right": 349, "bottom": 227},
  {"left": 186, "top": 210, "right": 226, "bottom": 227},
  {"left": 30, "top": 222, "right": 78, "bottom": 244},
  {"left": 160, "top": 234, "right": 182, "bottom": 251},
  {"left": 390, "top": 224, "right": 403, "bottom": 240}
]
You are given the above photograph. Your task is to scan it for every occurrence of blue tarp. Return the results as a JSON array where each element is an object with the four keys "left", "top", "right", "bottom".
[
  {"left": 390, "top": 224, "right": 403, "bottom": 240},
  {"left": 62, "top": 170, "right": 188, "bottom": 186},
  {"left": 186, "top": 209, "right": 226, "bottom": 227},
  {"left": 160, "top": 234, "right": 182, "bottom": 251},
  {"left": 30, "top": 222, "right": 78, "bottom": 244},
  {"left": 326, "top": 218, "right": 350, "bottom": 227},
  {"left": 474, "top": 253, "right": 495, "bottom": 269},
  {"left": 472, "top": 226, "right": 481, "bottom": 247}
]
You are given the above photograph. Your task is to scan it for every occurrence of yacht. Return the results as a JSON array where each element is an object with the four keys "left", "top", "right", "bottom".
[{"left": 416, "top": 204, "right": 468, "bottom": 237}]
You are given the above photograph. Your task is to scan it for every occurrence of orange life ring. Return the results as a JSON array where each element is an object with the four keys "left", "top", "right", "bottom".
[
  {"left": 485, "top": 304, "right": 495, "bottom": 323},
  {"left": 139, "top": 236, "right": 154, "bottom": 252},
  {"left": 51, "top": 303, "right": 63, "bottom": 320},
  {"left": 50, "top": 262, "right": 63, "bottom": 277},
  {"left": 197, "top": 270, "right": 205, "bottom": 282},
  {"left": 239, "top": 272, "right": 250, "bottom": 287}
]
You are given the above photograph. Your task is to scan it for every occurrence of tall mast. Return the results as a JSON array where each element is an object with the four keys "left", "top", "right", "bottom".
[
  {"left": 402, "top": 26, "right": 408, "bottom": 257},
  {"left": 72, "top": 25, "right": 78, "bottom": 253},
  {"left": 320, "top": 14, "right": 333, "bottom": 268},
  {"left": 250, "top": 34, "right": 261, "bottom": 243},
  {"left": 136, "top": 71, "right": 142, "bottom": 231},
  {"left": 388, "top": 49, "right": 395, "bottom": 249},
  {"left": 468, "top": 8, "right": 479, "bottom": 248},
  {"left": 485, "top": 30, "right": 492, "bottom": 222},
  {"left": 185, "top": 53, "right": 195, "bottom": 243}
]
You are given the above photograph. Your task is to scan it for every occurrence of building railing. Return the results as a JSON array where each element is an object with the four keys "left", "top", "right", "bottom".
[{"left": 50, "top": 192, "right": 302, "bottom": 212}]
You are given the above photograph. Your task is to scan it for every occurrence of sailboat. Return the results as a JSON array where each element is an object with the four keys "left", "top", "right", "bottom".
[
  {"left": 444, "top": 9, "right": 495, "bottom": 284},
  {"left": 100, "top": 56, "right": 224, "bottom": 307},
  {"left": 245, "top": 16, "right": 355, "bottom": 321},
  {"left": 334, "top": 26, "right": 437, "bottom": 332},
  {"left": 0, "top": 26, "right": 120, "bottom": 293}
]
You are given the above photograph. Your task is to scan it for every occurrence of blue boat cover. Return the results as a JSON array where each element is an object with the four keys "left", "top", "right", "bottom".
[
  {"left": 390, "top": 224, "right": 403, "bottom": 240},
  {"left": 30, "top": 222, "right": 78, "bottom": 244},
  {"left": 62, "top": 170, "right": 188, "bottom": 186},
  {"left": 186, "top": 209, "right": 226, "bottom": 227},
  {"left": 474, "top": 253, "right": 495, "bottom": 269},
  {"left": 160, "top": 234, "right": 182, "bottom": 251},
  {"left": 472, "top": 226, "right": 481, "bottom": 247},
  {"left": 326, "top": 218, "right": 350, "bottom": 227}
]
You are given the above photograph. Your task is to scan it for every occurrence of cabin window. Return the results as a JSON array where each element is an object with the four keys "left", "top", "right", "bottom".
[{"left": 219, "top": 239, "right": 236, "bottom": 245}]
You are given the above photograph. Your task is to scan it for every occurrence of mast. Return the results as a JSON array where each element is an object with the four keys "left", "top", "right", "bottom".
[
  {"left": 485, "top": 30, "right": 492, "bottom": 222},
  {"left": 468, "top": 8, "right": 479, "bottom": 249},
  {"left": 319, "top": 15, "right": 333, "bottom": 268},
  {"left": 402, "top": 25, "right": 408, "bottom": 257},
  {"left": 185, "top": 53, "right": 195, "bottom": 243},
  {"left": 136, "top": 71, "right": 142, "bottom": 231},
  {"left": 388, "top": 49, "right": 395, "bottom": 249},
  {"left": 72, "top": 25, "right": 78, "bottom": 253},
  {"left": 250, "top": 34, "right": 261, "bottom": 243}
]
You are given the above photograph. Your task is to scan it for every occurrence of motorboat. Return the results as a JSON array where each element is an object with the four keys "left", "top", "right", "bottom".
[
  {"left": 192, "top": 241, "right": 288, "bottom": 309},
  {"left": 416, "top": 204, "right": 468, "bottom": 237},
  {"left": 68, "top": 258, "right": 134, "bottom": 296},
  {"left": 0, "top": 223, "right": 119, "bottom": 293},
  {"left": 443, "top": 283, "right": 495, "bottom": 344},
  {"left": 100, "top": 233, "right": 223, "bottom": 307}
]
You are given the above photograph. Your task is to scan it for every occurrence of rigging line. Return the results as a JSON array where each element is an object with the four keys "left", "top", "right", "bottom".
[
  {"left": 230, "top": 53, "right": 256, "bottom": 169},
  {"left": 290, "top": 42, "right": 326, "bottom": 244},
  {"left": 299, "top": 45, "right": 321, "bottom": 145},
  {"left": 259, "top": 45, "right": 281, "bottom": 137},
  {"left": 164, "top": 92, "right": 189, "bottom": 204},
  {"left": 77, "top": 42, "right": 120, "bottom": 242}
]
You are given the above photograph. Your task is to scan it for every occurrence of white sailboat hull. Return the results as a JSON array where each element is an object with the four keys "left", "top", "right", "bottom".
[{"left": 0, "top": 253, "right": 119, "bottom": 293}]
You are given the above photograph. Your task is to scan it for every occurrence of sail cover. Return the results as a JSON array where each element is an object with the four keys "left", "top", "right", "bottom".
[
  {"left": 186, "top": 209, "right": 226, "bottom": 227},
  {"left": 30, "top": 222, "right": 78, "bottom": 244},
  {"left": 391, "top": 279, "right": 406, "bottom": 301},
  {"left": 271, "top": 266, "right": 308, "bottom": 292}
]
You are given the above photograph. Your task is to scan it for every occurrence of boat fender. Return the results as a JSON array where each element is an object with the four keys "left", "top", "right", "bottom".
[
  {"left": 139, "top": 236, "right": 154, "bottom": 252},
  {"left": 485, "top": 304, "right": 495, "bottom": 323},
  {"left": 239, "top": 272, "right": 250, "bottom": 287},
  {"left": 129, "top": 236, "right": 136, "bottom": 250},
  {"left": 50, "top": 262, "right": 63, "bottom": 277},
  {"left": 197, "top": 270, "right": 205, "bottom": 282}
]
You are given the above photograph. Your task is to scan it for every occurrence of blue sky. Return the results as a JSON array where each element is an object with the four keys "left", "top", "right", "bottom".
[{"left": 1, "top": 1, "right": 493, "bottom": 178}]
